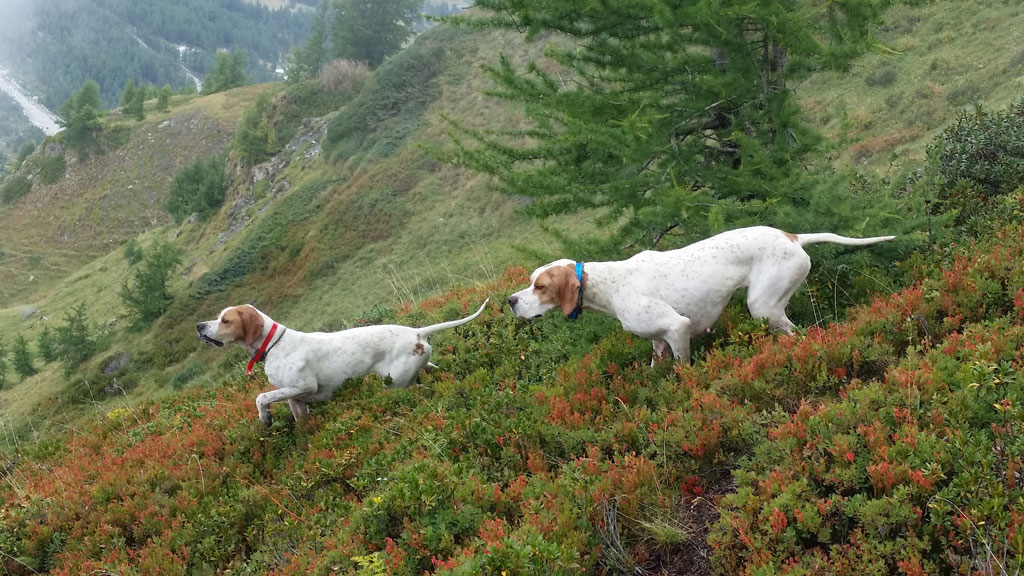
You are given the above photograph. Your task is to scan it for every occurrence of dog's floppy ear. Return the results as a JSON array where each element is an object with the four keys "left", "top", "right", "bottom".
[
  {"left": 556, "top": 264, "right": 581, "bottom": 317},
  {"left": 239, "top": 306, "right": 265, "bottom": 347}
]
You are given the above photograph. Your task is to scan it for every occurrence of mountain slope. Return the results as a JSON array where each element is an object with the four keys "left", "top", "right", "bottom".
[
  {"left": 0, "top": 87, "right": 266, "bottom": 304},
  {"left": 0, "top": 23, "right": 560, "bottom": 434},
  {"left": 0, "top": 2, "right": 1023, "bottom": 572},
  {"left": 2, "top": 218, "right": 1023, "bottom": 574},
  {"left": 0, "top": 0, "right": 1019, "bottom": 430},
  {"left": 799, "top": 0, "right": 1024, "bottom": 171},
  {"left": 0, "top": 0, "right": 310, "bottom": 108}
]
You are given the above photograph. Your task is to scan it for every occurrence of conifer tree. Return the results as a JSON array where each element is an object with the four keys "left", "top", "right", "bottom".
[
  {"left": 286, "top": 0, "right": 331, "bottom": 82},
  {"left": 120, "top": 79, "right": 138, "bottom": 109},
  {"left": 12, "top": 334, "right": 36, "bottom": 379},
  {"left": 165, "top": 155, "right": 227, "bottom": 223},
  {"left": 446, "top": 0, "right": 897, "bottom": 249},
  {"left": 119, "top": 241, "right": 183, "bottom": 327},
  {"left": 233, "top": 91, "right": 278, "bottom": 165},
  {"left": 58, "top": 80, "right": 104, "bottom": 154},
  {"left": 55, "top": 304, "right": 96, "bottom": 375},
  {"left": 332, "top": 0, "right": 423, "bottom": 68},
  {"left": 130, "top": 89, "right": 146, "bottom": 121},
  {"left": 37, "top": 324, "right": 57, "bottom": 363},
  {"left": 0, "top": 339, "right": 7, "bottom": 389},
  {"left": 157, "top": 85, "right": 173, "bottom": 112},
  {"left": 203, "top": 50, "right": 250, "bottom": 95}
]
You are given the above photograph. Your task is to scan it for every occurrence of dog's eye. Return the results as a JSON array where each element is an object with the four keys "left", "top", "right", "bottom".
[
  {"left": 222, "top": 319, "right": 231, "bottom": 324},
  {"left": 535, "top": 283, "right": 546, "bottom": 290}
]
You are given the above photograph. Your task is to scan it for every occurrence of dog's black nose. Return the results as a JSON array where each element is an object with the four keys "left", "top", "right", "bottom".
[
  {"left": 196, "top": 323, "right": 203, "bottom": 332},
  {"left": 507, "top": 295, "right": 519, "bottom": 309}
]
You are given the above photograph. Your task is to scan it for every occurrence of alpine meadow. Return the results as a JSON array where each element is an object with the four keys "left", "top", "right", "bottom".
[{"left": 1, "top": 0, "right": 1024, "bottom": 574}]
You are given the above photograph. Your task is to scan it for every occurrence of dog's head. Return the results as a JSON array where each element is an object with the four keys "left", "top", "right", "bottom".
[
  {"left": 197, "top": 305, "right": 265, "bottom": 348},
  {"left": 507, "top": 259, "right": 581, "bottom": 319}
]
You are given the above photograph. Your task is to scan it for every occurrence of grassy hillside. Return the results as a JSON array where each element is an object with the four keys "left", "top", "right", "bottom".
[
  {"left": 2, "top": 220, "right": 1024, "bottom": 574},
  {"left": 800, "top": 0, "right": 1024, "bottom": 172},
  {"left": 0, "top": 24, "right": 565, "bottom": 437},
  {"left": 0, "top": 87, "right": 266, "bottom": 304},
  {"left": 0, "top": 0, "right": 1023, "bottom": 572}
]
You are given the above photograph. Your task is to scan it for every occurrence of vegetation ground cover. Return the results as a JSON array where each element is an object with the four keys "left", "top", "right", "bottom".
[
  {"left": 3, "top": 221, "right": 1024, "bottom": 573},
  {"left": 1, "top": 0, "right": 1024, "bottom": 572}
]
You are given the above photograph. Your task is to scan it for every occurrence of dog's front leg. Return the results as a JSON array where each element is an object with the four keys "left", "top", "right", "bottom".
[
  {"left": 621, "top": 300, "right": 692, "bottom": 365},
  {"left": 255, "top": 386, "right": 313, "bottom": 426},
  {"left": 255, "top": 392, "right": 275, "bottom": 427}
]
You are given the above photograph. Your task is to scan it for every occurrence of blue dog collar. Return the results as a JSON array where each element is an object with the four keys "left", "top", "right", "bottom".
[{"left": 568, "top": 262, "right": 584, "bottom": 320}]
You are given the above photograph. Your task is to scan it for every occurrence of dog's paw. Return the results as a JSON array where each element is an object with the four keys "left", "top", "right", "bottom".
[{"left": 259, "top": 412, "right": 273, "bottom": 427}]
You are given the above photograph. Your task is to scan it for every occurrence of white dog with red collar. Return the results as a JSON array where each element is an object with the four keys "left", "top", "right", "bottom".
[{"left": 197, "top": 300, "right": 488, "bottom": 425}]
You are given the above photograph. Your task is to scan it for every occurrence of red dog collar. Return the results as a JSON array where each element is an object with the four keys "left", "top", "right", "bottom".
[{"left": 246, "top": 322, "right": 283, "bottom": 376}]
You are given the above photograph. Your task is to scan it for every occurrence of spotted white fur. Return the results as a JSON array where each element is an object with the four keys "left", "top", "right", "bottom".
[
  {"left": 198, "top": 300, "right": 489, "bottom": 425},
  {"left": 508, "top": 226, "right": 893, "bottom": 363}
]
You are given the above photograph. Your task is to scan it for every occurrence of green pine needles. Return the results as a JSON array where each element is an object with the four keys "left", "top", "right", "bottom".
[{"left": 444, "top": 0, "right": 895, "bottom": 250}]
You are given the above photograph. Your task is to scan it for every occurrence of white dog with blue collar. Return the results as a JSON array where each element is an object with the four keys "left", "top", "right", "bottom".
[{"left": 507, "top": 226, "right": 893, "bottom": 363}]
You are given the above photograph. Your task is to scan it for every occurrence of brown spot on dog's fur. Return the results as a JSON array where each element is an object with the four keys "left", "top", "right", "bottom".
[
  {"left": 413, "top": 337, "right": 426, "bottom": 356},
  {"left": 533, "top": 264, "right": 581, "bottom": 317},
  {"left": 783, "top": 231, "right": 799, "bottom": 243},
  {"left": 240, "top": 306, "right": 265, "bottom": 347},
  {"left": 219, "top": 305, "right": 265, "bottom": 347}
]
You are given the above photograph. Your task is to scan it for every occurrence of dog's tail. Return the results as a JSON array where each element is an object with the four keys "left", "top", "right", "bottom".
[
  {"left": 796, "top": 232, "right": 895, "bottom": 247},
  {"left": 417, "top": 298, "right": 489, "bottom": 337}
]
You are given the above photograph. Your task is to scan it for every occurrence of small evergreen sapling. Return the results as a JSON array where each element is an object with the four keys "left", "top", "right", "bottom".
[
  {"left": 12, "top": 334, "right": 36, "bottom": 379},
  {"left": 37, "top": 324, "right": 57, "bottom": 363},
  {"left": 119, "top": 240, "right": 183, "bottom": 326},
  {"left": 0, "top": 339, "right": 7, "bottom": 389}
]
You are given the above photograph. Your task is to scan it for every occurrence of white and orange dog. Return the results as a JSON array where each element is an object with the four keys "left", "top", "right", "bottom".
[
  {"left": 508, "top": 226, "right": 893, "bottom": 363},
  {"left": 198, "top": 299, "right": 488, "bottom": 425}
]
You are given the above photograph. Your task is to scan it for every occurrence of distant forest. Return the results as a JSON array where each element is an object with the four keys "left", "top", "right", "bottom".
[{"left": 0, "top": 0, "right": 312, "bottom": 109}]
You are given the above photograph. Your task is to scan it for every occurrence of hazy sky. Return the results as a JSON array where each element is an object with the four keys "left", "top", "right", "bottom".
[{"left": 0, "top": 0, "right": 35, "bottom": 56}]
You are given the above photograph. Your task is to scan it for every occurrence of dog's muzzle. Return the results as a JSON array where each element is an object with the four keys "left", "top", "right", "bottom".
[
  {"left": 197, "top": 323, "right": 224, "bottom": 347},
  {"left": 507, "top": 296, "right": 542, "bottom": 319}
]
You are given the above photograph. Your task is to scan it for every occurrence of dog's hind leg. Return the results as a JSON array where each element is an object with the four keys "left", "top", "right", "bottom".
[
  {"left": 380, "top": 355, "right": 430, "bottom": 388},
  {"left": 662, "top": 316, "right": 692, "bottom": 364},
  {"left": 747, "top": 256, "right": 810, "bottom": 334},
  {"left": 288, "top": 399, "right": 309, "bottom": 421},
  {"left": 651, "top": 339, "right": 672, "bottom": 366}
]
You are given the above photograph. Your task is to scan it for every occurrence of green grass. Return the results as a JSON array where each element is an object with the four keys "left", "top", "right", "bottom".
[
  {"left": 1, "top": 6, "right": 1024, "bottom": 572},
  {"left": 799, "top": 0, "right": 1024, "bottom": 172},
  {"left": 0, "top": 25, "right": 573, "bottom": 432},
  {"left": 2, "top": 0, "right": 1022, "bottom": 435},
  {"left": 0, "top": 88, "right": 263, "bottom": 306}
]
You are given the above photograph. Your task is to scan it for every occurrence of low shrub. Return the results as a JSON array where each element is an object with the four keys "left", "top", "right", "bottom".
[
  {"left": 928, "top": 100, "right": 1024, "bottom": 235},
  {"left": 0, "top": 173, "right": 31, "bottom": 204},
  {"left": 168, "top": 360, "right": 204, "bottom": 389},
  {"left": 5, "top": 222, "right": 1024, "bottom": 575},
  {"left": 36, "top": 154, "right": 66, "bottom": 184},
  {"left": 165, "top": 154, "right": 227, "bottom": 224},
  {"left": 864, "top": 65, "right": 898, "bottom": 88}
]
